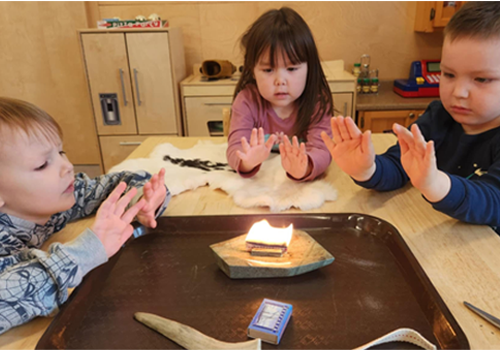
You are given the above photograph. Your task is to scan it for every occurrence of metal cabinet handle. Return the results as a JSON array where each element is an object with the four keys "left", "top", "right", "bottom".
[
  {"left": 119, "top": 142, "right": 142, "bottom": 146},
  {"left": 409, "top": 112, "right": 416, "bottom": 119},
  {"left": 133, "top": 68, "right": 142, "bottom": 106},
  {"left": 343, "top": 102, "right": 348, "bottom": 117},
  {"left": 203, "top": 102, "right": 232, "bottom": 106},
  {"left": 119, "top": 69, "right": 128, "bottom": 106}
]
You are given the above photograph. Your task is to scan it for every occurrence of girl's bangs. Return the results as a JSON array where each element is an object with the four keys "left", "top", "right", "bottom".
[{"left": 258, "top": 34, "right": 307, "bottom": 67}]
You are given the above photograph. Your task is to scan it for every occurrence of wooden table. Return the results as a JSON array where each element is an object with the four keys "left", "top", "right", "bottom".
[{"left": 2, "top": 135, "right": 500, "bottom": 349}]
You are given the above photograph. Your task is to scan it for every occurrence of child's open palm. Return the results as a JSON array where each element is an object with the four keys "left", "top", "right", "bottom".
[
  {"left": 236, "top": 127, "right": 277, "bottom": 172},
  {"left": 321, "top": 116, "right": 376, "bottom": 181},
  {"left": 279, "top": 135, "right": 310, "bottom": 179},
  {"left": 136, "top": 168, "right": 167, "bottom": 229},
  {"left": 393, "top": 123, "right": 450, "bottom": 202},
  {"left": 91, "top": 182, "right": 146, "bottom": 258}
]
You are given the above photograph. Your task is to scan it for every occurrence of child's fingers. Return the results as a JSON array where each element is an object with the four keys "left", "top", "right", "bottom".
[
  {"left": 425, "top": 140, "right": 436, "bottom": 166},
  {"left": 151, "top": 173, "right": 159, "bottom": 191},
  {"left": 299, "top": 142, "right": 306, "bottom": 154},
  {"left": 337, "top": 116, "right": 351, "bottom": 142},
  {"left": 282, "top": 134, "right": 292, "bottom": 153},
  {"left": 151, "top": 173, "right": 159, "bottom": 190},
  {"left": 279, "top": 143, "right": 286, "bottom": 157},
  {"left": 345, "top": 117, "right": 362, "bottom": 139},
  {"left": 241, "top": 137, "right": 250, "bottom": 153},
  {"left": 121, "top": 198, "right": 146, "bottom": 224},
  {"left": 100, "top": 182, "right": 127, "bottom": 214},
  {"left": 321, "top": 131, "right": 336, "bottom": 151},
  {"left": 330, "top": 117, "right": 343, "bottom": 143},
  {"left": 155, "top": 168, "right": 166, "bottom": 190},
  {"left": 393, "top": 123, "right": 415, "bottom": 150},
  {"left": 264, "top": 134, "right": 277, "bottom": 150},
  {"left": 292, "top": 136, "right": 300, "bottom": 150},
  {"left": 142, "top": 181, "right": 153, "bottom": 200},
  {"left": 114, "top": 187, "right": 138, "bottom": 216},
  {"left": 411, "top": 124, "right": 427, "bottom": 156},
  {"left": 361, "top": 130, "right": 373, "bottom": 155},
  {"left": 249, "top": 128, "right": 258, "bottom": 147},
  {"left": 398, "top": 134, "right": 410, "bottom": 154},
  {"left": 258, "top": 127, "right": 265, "bottom": 145}
]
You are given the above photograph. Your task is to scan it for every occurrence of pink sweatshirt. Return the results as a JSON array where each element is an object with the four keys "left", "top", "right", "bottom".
[{"left": 226, "top": 84, "right": 333, "bottom": 181}]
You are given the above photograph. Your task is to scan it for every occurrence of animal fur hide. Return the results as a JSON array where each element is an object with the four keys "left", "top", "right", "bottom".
[{"left": 109, "top": 141, "right": 337, "bottom": 212}]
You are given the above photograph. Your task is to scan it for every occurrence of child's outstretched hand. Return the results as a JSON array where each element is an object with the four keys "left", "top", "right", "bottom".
[
  {"left": 136, "top": 168, "right": 167, "bottom": 229},
  {"left": 236, "top": 127, "right": 277, "bottom": 173},
  {"left": 279, "top": 135, "right": 311, "bottom": 179},
  {"left": 321, "top": 116, "right": 376, "bottom": 181},
  {"left": 393, "top": 123, "right": 450, "bottom": 202},
  {"left": 91, "top": 182, "right": 146, "bottom": 258}
]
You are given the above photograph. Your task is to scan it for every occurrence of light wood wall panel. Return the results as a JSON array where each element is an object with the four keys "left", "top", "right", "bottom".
[
  {"left": 97, "top": 1, "right": 444, "bottom": 80},
  {"left": 0, "top": 2, "right": 100, "bottom": 165}
]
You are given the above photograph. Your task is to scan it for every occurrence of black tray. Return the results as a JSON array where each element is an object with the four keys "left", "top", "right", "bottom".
[{"left": 37, "top": 214, "right": 469, "bottom": 349}]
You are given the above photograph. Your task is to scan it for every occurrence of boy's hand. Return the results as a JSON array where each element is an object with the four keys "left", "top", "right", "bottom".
[
  {"left": 136, "top": 168, "right": 167, "bottom": 229},
  {"left": 393, "top": 123, "right": 451, "bottom": 202},
  {"left": 91, "top": 182, "right": 146, "bottom": 258},
  {"left": 321, "top": 116, "right": 376, "bottom": 181},
  {"left": 236, "top": 127, "right": 277, "bottom": 173},
  {"left": 279, "top": 135, "right": 311, "bottom": 179}
]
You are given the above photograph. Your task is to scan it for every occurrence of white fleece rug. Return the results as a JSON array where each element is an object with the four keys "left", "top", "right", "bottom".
[{"left": 109, "top": 141, "right": 337, "bottom": 212}]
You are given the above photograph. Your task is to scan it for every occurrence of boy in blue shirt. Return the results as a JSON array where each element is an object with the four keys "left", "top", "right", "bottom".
[
  {"left": 0, "top": 97, "right": 170, "bottom": 333},
  {"left": 322, "top": 2, "right": 500, "bottom": 232}
]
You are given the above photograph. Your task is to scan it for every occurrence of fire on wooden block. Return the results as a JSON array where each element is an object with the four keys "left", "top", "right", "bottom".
[{"left": 245, "top": 220, "right": 293, "bottom": 257}]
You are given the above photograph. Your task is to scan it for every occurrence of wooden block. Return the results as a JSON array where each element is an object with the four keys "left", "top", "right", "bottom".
[{"left": 210, "top": 229, "right": 334, "bottom": 279}]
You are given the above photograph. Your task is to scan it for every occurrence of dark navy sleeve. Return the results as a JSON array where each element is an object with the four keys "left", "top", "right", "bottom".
[
  {"left": 430, "top": 162, "right": 500, "bottom": 227},
  {"left": 354, "top": 101, "right": 444, "bottom": 191}
]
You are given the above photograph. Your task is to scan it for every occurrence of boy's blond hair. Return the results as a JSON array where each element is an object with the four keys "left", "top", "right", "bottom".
[
  {"left": 445, "top": 2, "right": 500, "bottom": 42},
  {"left": 0, "top": 97, "right": 62, "bottom": 144}
]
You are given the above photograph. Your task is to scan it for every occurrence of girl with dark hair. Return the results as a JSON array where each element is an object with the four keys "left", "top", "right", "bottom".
[{"left": 226, "top": 7, "right": 334, "bottom": 181}]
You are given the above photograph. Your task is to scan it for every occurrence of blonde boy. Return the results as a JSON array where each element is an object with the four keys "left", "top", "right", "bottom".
[
  {"left": 0, "top": 97, "right": 170, "bottom": 333},
  {"left": 322, "top": 2, "right": 500, "bottom": 232}
]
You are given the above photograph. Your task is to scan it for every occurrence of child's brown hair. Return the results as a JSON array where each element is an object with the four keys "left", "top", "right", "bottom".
[
  {"left": 445, "top": 2, "right": 500, "bottom": 42},
  {"left": 234, "top": 7, "right": 333, "bottom": 139},
  {"left": 0, "top": 97, "right": 62, "bottom": 144}
]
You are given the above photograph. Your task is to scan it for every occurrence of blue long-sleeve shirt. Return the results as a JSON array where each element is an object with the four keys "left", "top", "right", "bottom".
[{"left": 356, "top": 101, "right": 500, "bottom": 231}]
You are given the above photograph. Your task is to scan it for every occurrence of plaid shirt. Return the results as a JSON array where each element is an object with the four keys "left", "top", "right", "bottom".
[{"left": 0, "top": 171, "right": 170, "bottom": 334}]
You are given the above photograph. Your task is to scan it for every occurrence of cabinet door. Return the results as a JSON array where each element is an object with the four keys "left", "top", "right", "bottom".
[
  {"left": 82, "top": 33, "right": 137, "bottom": 135},
  {"left": 184, "top": 96, "right": 233, "bottom": 136},
  {"left": 434, "top": 1, "right": 462, "bottom": 27},
  {"left": 332, "top": 93, "right": 353, "bottom": 117},
  {"left": 127, "top": 33, "right": 177, "bottom": 135},
  {"left": 359, "top": 110, "right": 419, "bottom": 133},
  {"left": 99, "top": 135, "right": 151, "bottom": 173},
  {"left": 415, "top": 1, "right": 463, "bottom": 32}
]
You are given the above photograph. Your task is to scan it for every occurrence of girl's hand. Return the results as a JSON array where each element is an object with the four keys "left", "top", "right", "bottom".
[
  {"left": 321, "top": 116, "right": 376, "bottom": 181},
  {"left": 279, "top": 135, "right": 311, "bottom": 179},
  {"left": 91, "top": 182, "right": 146, "bottom": 258},
  {"left": 136, "top": 168, "right": 167, "bottom": 229},
  {"left": 393, "top": 123, "right": 450, "bottom": 202},
  {"left": 236, "top": 127, "right": 276, "bottom": 172}
]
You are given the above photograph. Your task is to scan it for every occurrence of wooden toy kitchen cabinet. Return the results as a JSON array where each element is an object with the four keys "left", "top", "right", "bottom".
[{"left": 79, "top": 28, "right": 186, "bottom": 172}]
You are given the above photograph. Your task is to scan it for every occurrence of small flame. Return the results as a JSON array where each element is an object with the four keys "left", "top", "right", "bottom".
[{"left": 245, "top": 220, "right": 293, "bottom": 247}]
